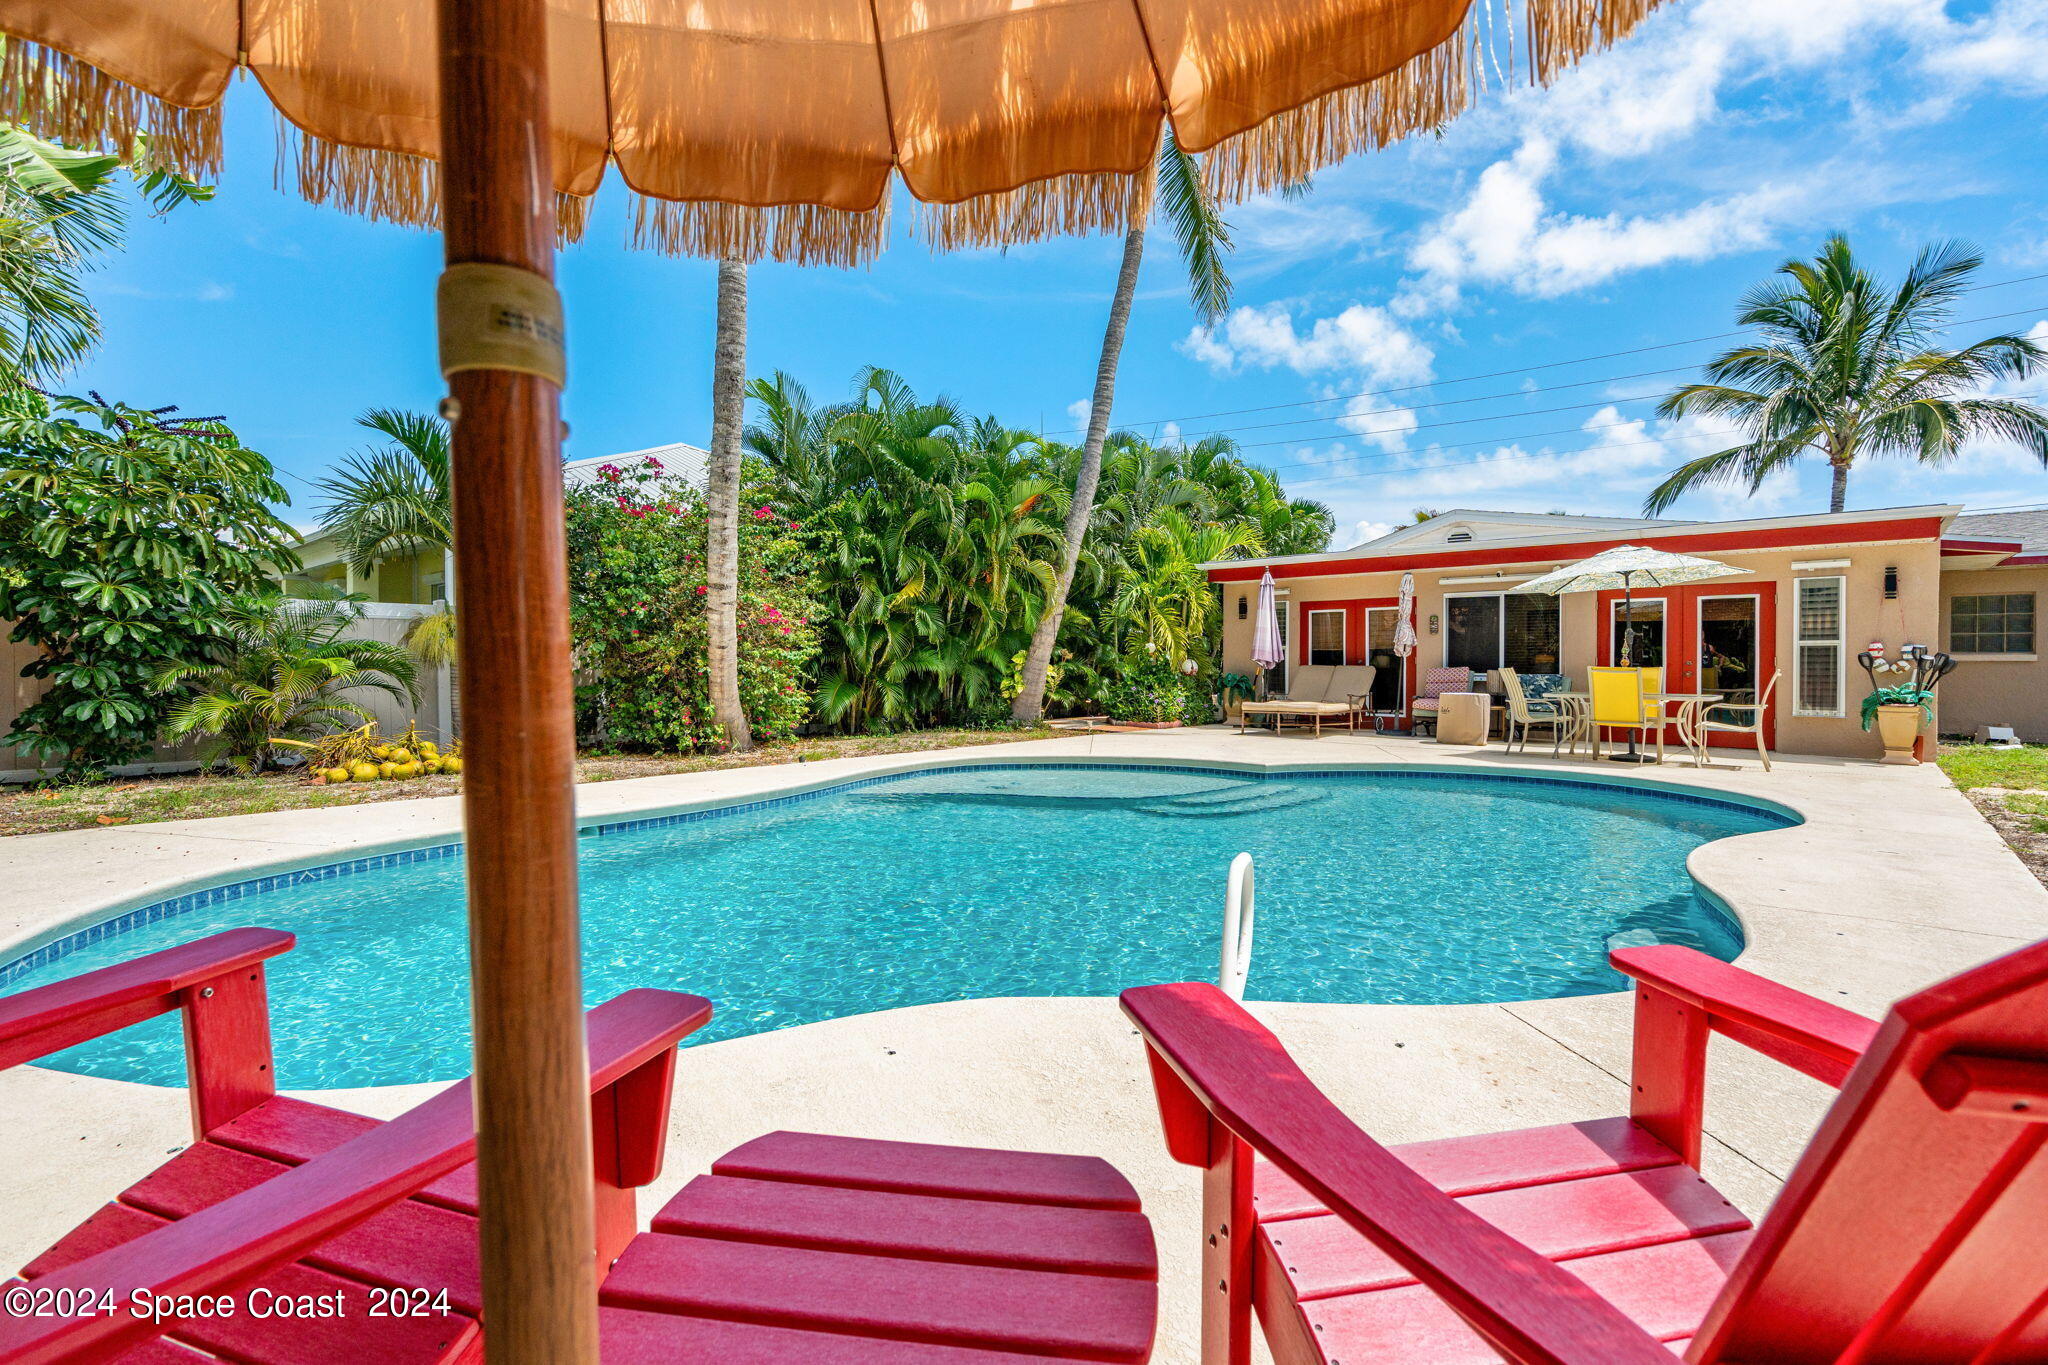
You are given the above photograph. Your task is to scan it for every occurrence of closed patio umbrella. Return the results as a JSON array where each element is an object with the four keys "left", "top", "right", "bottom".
[
  {"left": 0, "top": 2, "right": 1684, "bottom": 1357},
  {"left": 1250, "top": 569, "right": 1284, "bottom": 699},
  {"left": 1395, "top": 571, "right": 1419, "bottom": 657}
]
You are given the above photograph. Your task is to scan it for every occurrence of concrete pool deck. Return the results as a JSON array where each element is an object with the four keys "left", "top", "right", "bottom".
[{"left": 4, "top": 727, "right": 2045, "bottom": 1361}]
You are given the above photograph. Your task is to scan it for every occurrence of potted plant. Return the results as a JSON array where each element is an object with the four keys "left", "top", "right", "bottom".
[
  {"left": 1217, "top": 671, "right": 1255, "bottom": 722},
  {"left": 1856, "top": 646, "right": 1956, "bottom": 765}
]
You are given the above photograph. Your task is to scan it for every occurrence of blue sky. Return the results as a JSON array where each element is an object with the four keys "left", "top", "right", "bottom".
[{"left": 64, "top": 0, "right": 2048, "bottom": 548}]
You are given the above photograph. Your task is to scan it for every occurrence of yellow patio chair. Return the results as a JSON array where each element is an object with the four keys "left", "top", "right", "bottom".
[{"left": 1588, "top": 666, "right": 1664, "bottom": 763}]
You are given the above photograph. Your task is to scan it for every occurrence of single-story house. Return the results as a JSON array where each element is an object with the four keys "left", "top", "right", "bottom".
[{"left": 1211, "top": 504, "right": 2048, "bottom": 756}]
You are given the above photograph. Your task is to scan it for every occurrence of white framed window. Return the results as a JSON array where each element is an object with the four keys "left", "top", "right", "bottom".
[
  {"left": 1793, "top": 576, "right": 1845, "bottom": 717},
  {"left": 1950, "top": 592, "right": 2035, "bottom": 656},
  {"left": 1443, "top": 591, "right": 1560, "bottom": 673},
  {"left": 1306, "top": 608, "right": 1346, "bottom": 666}
]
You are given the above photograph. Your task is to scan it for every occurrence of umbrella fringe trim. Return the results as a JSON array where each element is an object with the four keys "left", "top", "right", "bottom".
[
  {"left": 0, "top": 38, "right": 223, "bottom": 178},
  {"left": 629, "top": 195, "right": 889, "bottom": 269},
  {"left": 278, "top": 122, "right": 591, "bottom": 246},
  {"left": 915, "top": 169, "right": 1155, "bottom": 253},
  {"left": 1203, "top": 0, "right": 1674, "bottom": 203}
]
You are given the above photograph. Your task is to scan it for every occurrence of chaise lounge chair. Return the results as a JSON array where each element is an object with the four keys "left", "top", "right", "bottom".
[
  {"left": 2, "top": 930, "right": 1159, "bottom": 1362},
  {"left": 1124, "top": 935, "right": 2048, "bottom": 1364},
  {"left": 1238, "top": 665, "right": 1376, "bottom": 737}
]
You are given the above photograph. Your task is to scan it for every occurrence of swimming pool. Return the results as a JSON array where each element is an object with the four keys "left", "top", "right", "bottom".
[{"left": 3, "top": 763, "right": 1789, "bottom": 1089}]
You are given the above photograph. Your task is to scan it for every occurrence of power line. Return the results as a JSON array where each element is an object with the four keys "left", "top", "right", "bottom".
[
  {"left": 1254, "top": 388, "right": 2048, "bottom": 494},
  {"left": 1039, "top": 280, "right": 2048, "bottom": 439}
]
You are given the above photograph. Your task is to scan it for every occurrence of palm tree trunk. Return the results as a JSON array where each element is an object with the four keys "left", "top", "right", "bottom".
[
  {"left": 707, "top": 258, "right": 754, "bottom": 752},
  {"left": 1012, "top": 226, "right": 1146, "bottom": 722},
  {"left": 1828, "top": 457, "right": 1850, "bottom": 514}
]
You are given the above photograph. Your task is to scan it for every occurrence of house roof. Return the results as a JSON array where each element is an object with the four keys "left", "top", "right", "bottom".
[
  {"left": 564, "top": 441, "right": 710, "bottom": 488},
  {"left": 1947, "top": 508, "right": 2048, "bottom": 557},
  {"left": 1354, "top": 509, "right": 1679, "bottom": 553},
  {"left": 1204, "top": 503, "right": 1965, "bottom": 581}
]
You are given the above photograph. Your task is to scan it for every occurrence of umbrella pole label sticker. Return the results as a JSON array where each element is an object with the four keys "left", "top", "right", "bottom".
[{"left": 437, "top": 263, "right": 567, "bottom": 386}]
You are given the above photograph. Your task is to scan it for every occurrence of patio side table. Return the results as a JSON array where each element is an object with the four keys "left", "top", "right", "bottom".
[{"left": 1435, "top": 691, "right": 1491, "bottom": 745}]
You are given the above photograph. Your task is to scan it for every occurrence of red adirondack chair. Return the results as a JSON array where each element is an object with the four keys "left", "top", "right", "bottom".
[
  {"left": 3, "top": 930, "right": 1158, "bottom": 1363},
  {"left": 1123, "top": 938, "right": 2048, "bottom": 1364}
]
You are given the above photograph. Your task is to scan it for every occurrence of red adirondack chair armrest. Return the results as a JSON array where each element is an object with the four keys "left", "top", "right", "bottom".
[
  {"left": 1121, "top": 982, "right": 1676, "bottom": 1365},
  {"left": 0, "top": 928, "right": 295, "bottom": 1065},
  {"left": 1609, "top": 945, "right": 1880, "bottom": 1167},
  {"left": 0, "top": 986, "right": 711, "bottom": 1365},
  {"left": 0, "top": 928, "right": 297, "bottom": 1137},
  {"left": 1610, "top": 945, "right": 1880, "bottom": 1084}
]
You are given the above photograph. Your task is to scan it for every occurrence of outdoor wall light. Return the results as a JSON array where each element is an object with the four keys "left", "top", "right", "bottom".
[
  {"left": 1238, "top": 594, "right": 1248, "bottom": 619},
  {"left": 1428, "top": 613, "right": 1440, "bottom": 635},
  {"left": 1884, "top": 566, "right": 1899, "bottom": 600}
]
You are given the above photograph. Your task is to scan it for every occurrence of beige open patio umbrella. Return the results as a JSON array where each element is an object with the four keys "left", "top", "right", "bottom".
[{"left": 0, "top": 2, "right": 1680, "bottom": 1358}]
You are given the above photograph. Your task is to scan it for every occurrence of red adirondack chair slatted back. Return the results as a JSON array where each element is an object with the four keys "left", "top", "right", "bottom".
[{"left": 1692, "top": 938, "right": 2048, "bottom": 1365}]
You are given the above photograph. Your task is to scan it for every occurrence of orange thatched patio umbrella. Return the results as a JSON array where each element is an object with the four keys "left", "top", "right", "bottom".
[{"left": 0, "top": 1, "right": 1671, "bottom": 1358}]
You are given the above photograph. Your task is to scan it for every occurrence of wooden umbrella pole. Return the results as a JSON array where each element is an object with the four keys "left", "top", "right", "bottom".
[{"left": 433, "top": 1, "right": 597, "bottom": 1361}]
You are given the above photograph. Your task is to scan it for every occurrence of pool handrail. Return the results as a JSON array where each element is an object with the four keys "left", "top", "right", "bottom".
[{"left": 1220, "top": 853, "right": 1255, "bottom": 1002}]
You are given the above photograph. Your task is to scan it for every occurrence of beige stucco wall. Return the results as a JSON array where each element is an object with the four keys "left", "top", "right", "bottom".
[
  {"left": 1218, "top": 538, "right": 1947, "bottom": 759},
  {"left": 1939, "top": 563, "right": 2048, "bottom": 742}
]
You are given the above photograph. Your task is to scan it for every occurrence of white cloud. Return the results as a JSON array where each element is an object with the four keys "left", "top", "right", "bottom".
[
  {"left": 1335, "top": 393, "right": 1420, "bottom": 455},
  {"left": 1231, "top": 200, "right": 1381, "bottom": 259},
  {"left": 1179, "top": 302, "right": 1434, "bottom": 384},
  {"left": 1064, "top": 399, "right": 1092, "bottom": 430},
  {"left": 1922, "top": 0, "right": 2048, "bottom": 96},
  {"left": 1352, "top": 520, "right": 1398, "bottom": 546},
  {"left": 1396, "top": 135, "right": 1807, "bottom": 310}
]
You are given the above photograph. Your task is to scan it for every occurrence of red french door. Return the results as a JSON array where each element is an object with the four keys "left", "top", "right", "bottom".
[{"left": 1595, "top": 581, "right": 1777, "bottom": 749}]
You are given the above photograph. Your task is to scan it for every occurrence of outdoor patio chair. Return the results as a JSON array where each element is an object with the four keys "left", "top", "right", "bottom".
[
  {"left": 1408, "top": 667, "right": 1475, "bottom": 737},
  {"left": 1694, "top": 669, "right": 1780, "bottom": 771},
  {"left": 1499, "top": 668, "right": 1583, "bottom": 756},
  {"left": 1125, "top": 934, "right": 2048, "bottom": 1365},
  {"left": 2, "top": 930, "right": 1160, "bottom": 1362},
  {"left": 1588, "top": 665, "right": 1664, "bottom": 763},
  {"left": 1238, "top": 664, "right": 1375, "bottom": 737}
]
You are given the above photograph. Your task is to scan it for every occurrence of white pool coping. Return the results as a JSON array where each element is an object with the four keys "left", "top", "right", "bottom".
[{"left": 4, "top": 727, "right": 2044, "bottom": 1360}]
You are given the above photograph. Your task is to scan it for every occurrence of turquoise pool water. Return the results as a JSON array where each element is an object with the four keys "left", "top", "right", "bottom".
[{"left": 5, "top": 765, "right": 1783, "bottom": 1089}]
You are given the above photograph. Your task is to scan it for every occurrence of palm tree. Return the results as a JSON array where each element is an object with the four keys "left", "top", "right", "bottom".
[
  {"left": 0, "top": 127, "right": 210, "bottom": 381},
  {"left": 1647, "top": 235, "right": 2048, "bottom": 515},
  {"left": 154, "top": 592, "right": 420, "bottom": 772},
  {"left": 1010, "top": 131, "right": 1235, "bottom": 721},
  {"left": 704, "top": 258, "right": 754, "bottom": 751},
  {"left": 313, "top": 407, "right": 455, "bottom": 662}
]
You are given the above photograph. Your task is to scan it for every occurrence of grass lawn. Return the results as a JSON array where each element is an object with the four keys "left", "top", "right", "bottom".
[
  {"left": 0, "top": 728, "right": 1055, "bottom": 837},
  {"left": 1938, "top": 742, "right": 2048, "bottom": 887},
  {"left": 1935, "top": 741, "right": 2048, "bottom": 792}
]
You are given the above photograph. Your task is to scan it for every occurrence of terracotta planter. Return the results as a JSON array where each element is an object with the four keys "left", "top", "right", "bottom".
[
  {"left": 1874, "top": 703, "right": 1924, "bottom": 765},
  {"left": 1116, "top": 719, "right": 1184, "bottom": 729}
]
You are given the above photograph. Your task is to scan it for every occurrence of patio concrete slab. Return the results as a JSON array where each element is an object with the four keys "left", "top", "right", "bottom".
[{"left": 3, "top": 726, "right": 2044, "bottom": 1360}]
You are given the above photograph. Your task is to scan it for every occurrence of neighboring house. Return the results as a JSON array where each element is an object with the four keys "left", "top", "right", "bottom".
[
  {"left": 1213, "top": 503, "right": 2048, "bottom": 755},
  {"left": 1, "top": 443, "right": 709, "bottom": 780}
]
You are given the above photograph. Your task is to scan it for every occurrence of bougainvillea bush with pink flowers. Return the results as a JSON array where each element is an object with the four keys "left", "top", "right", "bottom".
[{"left": 564, "top": 456, "right": 820, "bottom": 751}]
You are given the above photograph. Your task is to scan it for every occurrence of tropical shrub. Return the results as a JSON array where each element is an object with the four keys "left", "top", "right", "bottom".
[
  {"left": 0, "top": 390, "right": 299, "bottom": 779},
  {"left": 747, "top": 369, "right": 1328, "bottom": 731},
  {"left": 153, "top": 591, "right": 420, "bottom": 772},
  {"left": 1099, "top": 655, "right": 1209, "bottom": 725},
  {"left": 564, "top": 455, "right": 819, "bottom": 751}
]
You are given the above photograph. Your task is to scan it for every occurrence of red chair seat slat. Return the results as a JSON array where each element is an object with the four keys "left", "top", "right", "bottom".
[
  {"left": 1267, "top": 1163, "right": 1750, "bottom": 1300},
  {"left": 600, "top": 1306, "right": 1107, "bottom": 1363},
  {"left": 604, "top": 1233, "right": 1157, "bottom": 1362},
  {"left": 713, "top": 1130, "right": 1141, "bottom": 1210},
  {"left": 211, "top": 1094, "right": 480, "bottom": 1213},
  {"left": 1295, "top": 1230, "right": 1752, "bottom": 1365},
  {"left": 1252, "top": 1116, "right": 1683, "bottom": 1222},
  {"left": 653, "top": 1173, "right": 1157, "bottom": 1277}
]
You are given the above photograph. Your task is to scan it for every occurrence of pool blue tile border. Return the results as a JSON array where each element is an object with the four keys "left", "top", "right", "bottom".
[{"left": 1, "top": 761, "right": 1793, "bottom": 988}]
